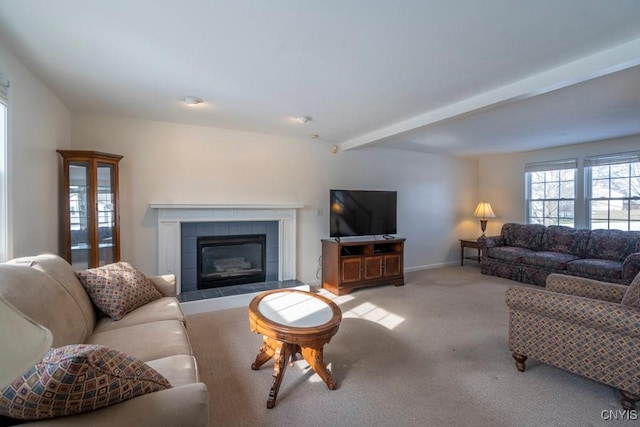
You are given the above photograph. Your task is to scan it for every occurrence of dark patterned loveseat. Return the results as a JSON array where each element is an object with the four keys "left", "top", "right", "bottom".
[{"left": 478, "top": 223, "right": 640, "bottom": 286}]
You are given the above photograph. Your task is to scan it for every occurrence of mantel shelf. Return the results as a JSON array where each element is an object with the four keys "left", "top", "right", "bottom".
[{"left": 149, "top": 203, "right": 305, "bottom": 210}]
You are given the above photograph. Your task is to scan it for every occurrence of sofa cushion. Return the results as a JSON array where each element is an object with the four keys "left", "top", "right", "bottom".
[
  {"left": 621, "top": 273, "right": 640, "bottom": 309},
  {"left": 566, "top": 258, "right": 624, "bottom": 280},
  {"left": 540, "top": 226, "right": 590, "bottom": 257},
  {"left": 520, "top": 251, "right": 579, "bottom": 270},
  {"left": 76, "top": 262, "right": 162, "bottom": 321},
  {"left": 0, "top": 344, "right": 171, "bottom": 421},
  {"left": 0, "top": 265, "right": 88, "bottom": 347},
  {"left": 501, "top": 223, "right": 546, "bottom": 251},
  {"left": 93, "top": 297, "right": 185, "bottom": 334},
  {"left": 145, "top": 355, "right": 200, "bottom": 387},
  {"left": 8, "top": 254, "right": 97, "bottom": 341},
  {"left": 87, "top": 320, "right": 193, "bottom": 362},
  {"left": 487, "top": 246, "right": 536, "bottom": 263},
  {"left": 585, "top": 229, "right": 640, "bottom": 262}
]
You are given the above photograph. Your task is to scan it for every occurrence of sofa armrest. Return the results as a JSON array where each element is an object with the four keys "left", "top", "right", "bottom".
[
  {"left": 623, "top": 253, "right": 640, "bottom": 281},
  {"left": 545, "top": 273, "right": 627, "bottom": 303},
  {"left": 505, "top": 286, "right": 640, "bottom": 339},
  {"left": 478, "top": 236, "right": 503, "bottom": 249},
  {"left": 19, "top": 383, "right": 209, "bottom": 427},
  {"left": 477, "top": 236, "right": 503, "bottom": 260},
  {"left": 148, "top": 274, "right": 177, "bottom": 297}
]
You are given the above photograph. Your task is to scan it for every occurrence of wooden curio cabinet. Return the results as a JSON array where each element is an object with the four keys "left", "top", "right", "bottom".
[{"left": 57, "top": 150, "right": 123, "bottom": 269}]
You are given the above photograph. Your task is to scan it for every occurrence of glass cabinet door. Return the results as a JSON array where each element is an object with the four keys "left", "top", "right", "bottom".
[
  {"left": 97, "top": 163, "right": 116, "bottom": 266},
  {"left": 68, "top": 162, "right": 91, "bottom": 269}
]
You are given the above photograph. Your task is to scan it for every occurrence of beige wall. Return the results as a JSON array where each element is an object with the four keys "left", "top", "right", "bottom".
[
  {"left": 477, "top": 134, "right": 640, "bottom": 235},
  {"left": 71, "top": 114, "right": 479, "bottom": 282},
  {"left": 0, "top": 38, "right": 71, "bottom": 260}
]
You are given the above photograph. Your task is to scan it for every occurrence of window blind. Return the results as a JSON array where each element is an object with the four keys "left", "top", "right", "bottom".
[
  {"left": 525, "top": 158, "right": 577, "bottom": 173},
  {"left": 584, "top": 151, "right": 640, "bottom": 167}
]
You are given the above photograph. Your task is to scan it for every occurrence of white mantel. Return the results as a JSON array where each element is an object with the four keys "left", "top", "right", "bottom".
[{"left": 150, "top": 203, "right": 303, "bottom": 293}]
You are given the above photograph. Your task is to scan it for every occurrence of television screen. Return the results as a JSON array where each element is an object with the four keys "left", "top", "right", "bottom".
[{"left": 330, "top": 190, "right": 397, "bottom": 238}]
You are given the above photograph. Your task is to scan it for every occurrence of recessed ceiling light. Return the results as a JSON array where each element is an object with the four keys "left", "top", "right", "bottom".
[
  {"left": 182, "top": 96, "right": 203, "bottom": 106},
  {"left": 295, "top": 116, "right": 311, "bottom": 124}
]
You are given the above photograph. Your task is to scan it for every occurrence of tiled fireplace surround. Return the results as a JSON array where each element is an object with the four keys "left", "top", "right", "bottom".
[
  {"left": 180, "top": 220, "right": 279, "bottom": 293},
  {"left": 150, "top": 204, "right": 306, "bottom": 309}
]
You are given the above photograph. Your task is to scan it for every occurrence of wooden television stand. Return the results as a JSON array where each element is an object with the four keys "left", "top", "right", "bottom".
[{"left": 321, "top": 237, "right": 405, "bottom": 296}]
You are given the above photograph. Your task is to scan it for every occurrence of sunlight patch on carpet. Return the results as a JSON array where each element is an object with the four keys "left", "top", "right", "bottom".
[
  {"left": 316, "top": 288, "right": 404, "bottom": 330},
  {"left": 316, "top": 290, "right": 355, "bottom": 305},
  {"left": 343, "top": 302, "right": 404, "bottom": 329}
]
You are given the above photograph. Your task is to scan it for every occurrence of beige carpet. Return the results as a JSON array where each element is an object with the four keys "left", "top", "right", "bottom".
[{"left": 186, "top": 266, "right": 635, "bottom": 427}]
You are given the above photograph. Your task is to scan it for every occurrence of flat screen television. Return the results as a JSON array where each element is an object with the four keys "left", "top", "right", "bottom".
[{"left": 330, "top": 189, "right": 397, "bottom": 238}]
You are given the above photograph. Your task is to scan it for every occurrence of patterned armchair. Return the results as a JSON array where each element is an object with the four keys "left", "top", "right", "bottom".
[{"left": 505, "top": 273, "right": 640, "bottom": 409}]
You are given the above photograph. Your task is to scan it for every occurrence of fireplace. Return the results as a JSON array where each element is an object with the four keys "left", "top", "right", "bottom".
[
  {"left": 197, "top": 234, "right": 266, "bottom": 289},
  {"left": 150, "top": 203, "right": 301, "bottom": 294}
]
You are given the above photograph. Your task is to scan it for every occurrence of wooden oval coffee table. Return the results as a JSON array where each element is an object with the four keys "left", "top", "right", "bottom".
[{"left": 248, "top": 289, "right": 342, "bottom": 408}]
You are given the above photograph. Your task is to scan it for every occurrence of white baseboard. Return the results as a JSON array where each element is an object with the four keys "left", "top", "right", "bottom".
[
  {"left": 405, "top": 261, "right": 460, "bottom": 272},
  {"left": 180, "top": 284, "right": 311, "bottom": 315}
]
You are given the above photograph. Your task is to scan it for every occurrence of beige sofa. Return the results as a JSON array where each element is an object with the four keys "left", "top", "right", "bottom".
[{"left": 0, "top": 254, "right": 209, "bottom": 426}]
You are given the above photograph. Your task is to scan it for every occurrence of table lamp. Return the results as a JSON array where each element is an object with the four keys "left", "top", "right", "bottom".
[
  {"left": 0, "top": 295, "right": 53, "bottom": 388},
  {"left": 474, "top": 201, "right": 496, "bottom": 237}
]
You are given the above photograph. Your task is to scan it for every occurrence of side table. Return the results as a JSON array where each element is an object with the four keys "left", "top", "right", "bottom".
[
  {"left": 248, "top": 289, "right": 342, "bottom": 408},
  {"left": 459, "top": 238, "right": 480, "bottom": 265}
]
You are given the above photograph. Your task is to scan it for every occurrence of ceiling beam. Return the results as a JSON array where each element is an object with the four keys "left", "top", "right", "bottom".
[{"left": 340, "top": 37, "right": 640, "bottom": 151}]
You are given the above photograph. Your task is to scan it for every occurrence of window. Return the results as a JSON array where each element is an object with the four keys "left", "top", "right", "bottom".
[
  {"left": 0, "top": 75, "right": 7, "bottom": 262},
  {"left": 525, "top": 159, "right": 577, "bottom": 227},
  {"left": 585, "top": 152, "right": 640, "bottom": 231}
]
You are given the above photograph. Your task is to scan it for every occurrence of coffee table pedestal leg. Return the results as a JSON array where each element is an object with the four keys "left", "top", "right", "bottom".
[
  {"left": 251, "top": 337, "right": 294, "bottom": 408},
  {"left": 251, "top": 336, "right": 277, "bottom": 370},
  {"left": 300, "top": 346, "right": 337, "bottom": 390},
  {"left": 251, "top": 337, "right": 338, "bottom": 408},
  {"left": 267, "top": 342, "right": 295, "bottom": 408}
]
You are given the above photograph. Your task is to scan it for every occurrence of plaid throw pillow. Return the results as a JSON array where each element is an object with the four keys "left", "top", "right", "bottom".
[
  {"left": 0, "top": 344, "right": 171, "bottom": 420},
  {"left": 75, "top": 262, "right": 162, "bottom": 320},
  {"left": 621, "top": 273, "right": 640, "bottom": 309}
]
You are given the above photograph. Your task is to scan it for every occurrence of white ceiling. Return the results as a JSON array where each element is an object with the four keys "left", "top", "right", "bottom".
[{"left": 1, "top": 0, "right": 639, "bottom": 157}]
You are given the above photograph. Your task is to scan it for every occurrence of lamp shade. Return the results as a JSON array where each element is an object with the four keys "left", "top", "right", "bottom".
[
  {"left": 0, "top": 295, "right": 52, "bottom": 388},
  {"left": 474, "top": 201, "right": 496, "bottom": 219}
]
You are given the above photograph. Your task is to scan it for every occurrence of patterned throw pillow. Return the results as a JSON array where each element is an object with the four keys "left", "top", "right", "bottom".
[
  {"left": 75, "top": 262, "right": 162, "bottom": 320},
  {"left": 0, "top": 344, "right": 171, "bottom": 420},
  {"left": 621, "top": 273, "right": 640, "bottom": 309}
]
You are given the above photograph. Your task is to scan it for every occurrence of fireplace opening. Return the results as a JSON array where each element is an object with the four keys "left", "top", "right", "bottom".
[{"left": 197, "top": 234, "right": 266, "bottom": 289}]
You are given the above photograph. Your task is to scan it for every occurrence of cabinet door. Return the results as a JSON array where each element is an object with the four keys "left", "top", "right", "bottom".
[
  {"left": 97, "top": 163, "right": 116, "bottom": 266},
  {"left": 364, "top": 256, "right": 383, "bottom": 280},
  {"left": 383, "top": 254, "right": 402, "bottom": 277},
  {"left": 67, "top": 162, "right": 91, "bottom": 269},
  {"left": 341, "top": 258, "right": 362, "bottom": 283}
]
